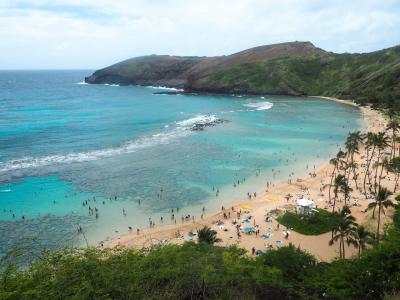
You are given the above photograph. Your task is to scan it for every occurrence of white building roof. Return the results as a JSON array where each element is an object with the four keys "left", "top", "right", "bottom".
[{"left": 296, "top": 198, "right": 314, "bottom": 207}]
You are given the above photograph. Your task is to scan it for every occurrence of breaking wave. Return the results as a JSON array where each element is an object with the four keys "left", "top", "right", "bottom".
[
  {"left": 0, "top": 115, "right": 223, "bottom": 173},
  {"left": 243, "top": 101, "right": 273, "bottom": 111},
  {"left": 146, "top": 86, "right": 184, "bottom": 92},
  {"left": 176, "top": 115, "right": 218, "bottom": 127}
]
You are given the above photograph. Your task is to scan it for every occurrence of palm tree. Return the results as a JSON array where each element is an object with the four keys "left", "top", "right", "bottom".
[
  {"left": 324, "top": 174, "right": 348, "bottom": 213},
  {"left": 377, "top": 156, "right": 389, "bottom": 189},
  {"left": 197, "top": 226, "right": 221, "bottom": 244},
  {"left": 363, "top": 132, "right": 377, "bottom": 193},
  {"left": 346, "top": 161, "right": 359, "bottom": 190},
  {"left": 345, "top": 131, "right": 363, "bottom": 189},
  {"left": 367, "top": 187, "right": 394, "bottom": 243},
  {"left": 374, "top": 132, "right": 389, "bottom": 193},
  {"left": 372, "top": 132, "right": 390, "bottom": 193},
  {"left": 386, "top": 119, "right": 399, "bottom": 159},
  {"left": 339, "top": 179, "right": 353, "bottom": 206},
  {"left": 329, "top": 206, "right": 357, "bottom": 259},
  {"left": 329, "top": 150, "right": 346, "bottom": 203},
  {"left": 396, "top": 136, "right": 400, "bottom": 157},
  {"left": 387, "top": 157, "right": 400, "bottom": 193},
  {"left": 332, "top": 174, "right": 347, "bottom": 213},
  {"left": 349, "top": 225, "right": 373, "bottom": 257}
]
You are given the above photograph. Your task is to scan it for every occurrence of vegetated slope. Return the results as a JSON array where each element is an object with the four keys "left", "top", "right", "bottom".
[
  {"left": 85, "top": 55, "right": 206, "bottom": 87},
  {"left": 86, "top": 41, "right": 400, "bottom": 109},
  {"left": 190, "top": 45, "right": 400, "bottom": 109}
]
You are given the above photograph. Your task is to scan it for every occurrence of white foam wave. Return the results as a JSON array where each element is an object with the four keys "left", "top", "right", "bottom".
[
  {"left": 104, "top": 83, "right": 120, "bottom": 87},
  {"left": 0, "top": 189, "right": 12, "bottom": 192},
  {"left": 243, "top": 101, "right": 273, "bottom": 111},
  {"left": 176, "top": 115, "right": 218, "bottom": 127},
  {"left": 0, "top": 115, "right": 220, "bottom": 173},
  {"left": 146, "top": 85, "right": 184, "bottom": 92},
  {"left": 0, "top": 129, "right": 188, "bottom": 173},
  {"left": 75, "top": 81, "right": 88, "bottom": 85}
]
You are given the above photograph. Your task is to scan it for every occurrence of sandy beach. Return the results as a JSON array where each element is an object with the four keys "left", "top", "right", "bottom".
[{"left": 105, "top": 97, "right": 394, "bottom": 261}]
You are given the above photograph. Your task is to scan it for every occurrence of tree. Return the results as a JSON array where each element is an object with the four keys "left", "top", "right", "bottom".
[
  {"left": 367, "top": 187, "right": 394, "bottom": 243},
  {"left": 372, "top": 132, "right": 390, "bottom": 193},
  {"left": 345, "top": 131, "right": 363, "bottom": 189},
  {"left": 328, "top": 150, "right": 346, "bottom": 204},
  {"left": 376, "top": 156, "right": 389, "bottom": 189},
  {"left": 339, "top": 179, "right": 353, "bottom": 206},
  {"left": 348, "top": 225, "right": 373, "bottom": 257},
  {"left": 387, "top": 157, "right": 400, "bottom": 192},
  {"left": 395, "top": 136, "right": 400, "bottom": 157},
  {"left": 363, "top": 132, "right": 377, "bottom": 193},
  {"left": 197, "top": 226, "right": 221, "bottom": 245},
  {"left": 329, "top": 206, "right": 357, "bottom": 259},
  {"left": 330, "top": 174, "right": 347, "bottom": 213},
  {"left": 386, "top": 119, "right": 400, "bottom": 159}
]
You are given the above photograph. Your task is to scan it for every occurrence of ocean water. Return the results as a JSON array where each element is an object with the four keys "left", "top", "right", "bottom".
[{"left": 0, "top": 70, "right": 361, "bottom": 257}]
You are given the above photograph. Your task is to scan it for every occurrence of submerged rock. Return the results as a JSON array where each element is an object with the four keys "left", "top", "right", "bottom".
[{"left": 190, "top": 118, "right": 228, "bottom": 131}]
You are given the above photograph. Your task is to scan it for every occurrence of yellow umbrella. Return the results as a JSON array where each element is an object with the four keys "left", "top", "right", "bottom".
[{"left": 240, "top": 205, "right": 254, "bottom": 210}]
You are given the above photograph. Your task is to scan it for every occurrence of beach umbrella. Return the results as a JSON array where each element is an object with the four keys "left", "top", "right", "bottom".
[
  {"left": 243, "top": 227, "right": 254, "bottom": 232},
  {"left": 240, "top": 204, "right": 254, "bottom": 210}
]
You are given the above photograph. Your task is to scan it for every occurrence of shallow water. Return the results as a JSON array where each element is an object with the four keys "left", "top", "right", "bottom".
[{"left": 0, "top": 70, "right": 361, "bottom": 255}]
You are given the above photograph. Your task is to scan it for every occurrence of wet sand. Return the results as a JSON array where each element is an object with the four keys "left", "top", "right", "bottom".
[{"left": 105, "top": 97, "right": 394, "bottom": 261}]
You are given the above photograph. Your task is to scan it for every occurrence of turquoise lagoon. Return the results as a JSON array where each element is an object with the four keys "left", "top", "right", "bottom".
[{"left": 0, "top": 70, "right": 362, "bottom": 255}]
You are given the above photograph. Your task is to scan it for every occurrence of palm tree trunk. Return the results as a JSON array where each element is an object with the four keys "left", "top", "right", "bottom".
[
  {"left": 391, "top": 135, "right": 396, "bottom": 160},
  {"left": 332, "top": 191, "right": 338, "bottom": 213},
  {"left": 374, "top": 150, "right": 381, "bottom": 193},
  {"left": 341, "top": 235, "right": 345, "bottom": 259},
  {"left": 329, "top": 166, "right": 336, "bottom": 203},
  {"left": 378, "top": 161, "right": 385, "bottom": 189},
  {"left": 377, "top": 204, "right": 382, "bottom": 243},
  {"left": 364, "top": 146, "right": 375, "bottom": 194},
  {"left": 353, "top": 167, "right": 358, "bottom": 190},
  {"left": 346, "top": 160, "right": 352, "bottom": 184},
  {"left": 358, "top": 244, "right": 361, "bottom": 257},
  {"left": 395, "top": 173, "right": 399, "bottom": 193},
  {"left": 368, "top": 149, "right": 376, "bottom": 186},
  {"left": 390, "top": 131, "right": 394, "bottom": 159}
]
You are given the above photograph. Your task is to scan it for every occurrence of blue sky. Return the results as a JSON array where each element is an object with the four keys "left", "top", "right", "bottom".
[{"left": 1, "top": 0, "right": 399, "bottom": 69}]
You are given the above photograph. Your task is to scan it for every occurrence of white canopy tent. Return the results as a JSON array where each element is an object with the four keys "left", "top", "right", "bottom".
[{"left": 296, "top": 198, "right": 315, "bottom": 214}]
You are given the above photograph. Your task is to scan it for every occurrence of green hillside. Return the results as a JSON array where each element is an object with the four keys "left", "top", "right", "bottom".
[
  {"left": 189, "top": 46, "right": 400, "bottom": 110},
  {"left": 86, "top": 42, "right": 400, "bottom": 111}
]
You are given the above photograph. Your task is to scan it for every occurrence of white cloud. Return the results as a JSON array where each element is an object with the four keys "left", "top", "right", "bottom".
[{"left": 0, "top": 0, "right": 399, "bottom": 69}]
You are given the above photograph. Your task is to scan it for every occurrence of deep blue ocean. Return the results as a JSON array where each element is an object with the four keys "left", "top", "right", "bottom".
[{"left": 0, "top": 70, "right": 361, "bottom": 257}]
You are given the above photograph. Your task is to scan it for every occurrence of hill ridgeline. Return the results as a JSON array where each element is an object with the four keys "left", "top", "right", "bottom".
[{"left": 85, "top": 41, "right": 400, "bottom": 109}]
